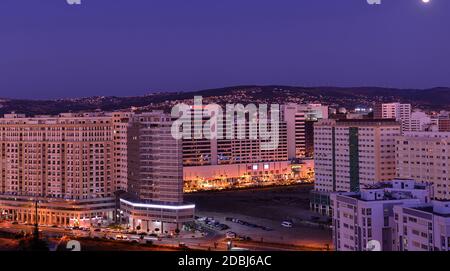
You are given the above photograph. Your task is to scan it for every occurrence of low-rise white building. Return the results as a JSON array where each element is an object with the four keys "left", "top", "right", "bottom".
[
  {"left": 331, "top": 179, "right": 431, "bottom": 251},
  {"left": 393, "top": 200, "right": 450, "bottom": 251}
]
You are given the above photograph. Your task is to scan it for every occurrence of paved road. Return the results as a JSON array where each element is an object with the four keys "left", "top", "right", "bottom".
[{"left": 0, "top": 220, "right": 317, "bottom": 251}]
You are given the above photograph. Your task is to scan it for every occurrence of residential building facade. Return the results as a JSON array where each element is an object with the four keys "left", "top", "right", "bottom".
[
  {"left": 0, "top": 111, "right": 194, "bottom": 233},
  {"left": 374, "top": 103, "right": 412, "bottom": 133},
  {"left": 311, "top": 119, "right": 401, "bottom": 215},
  {"left": 396, "top": 132, "right": 450, "bottom": 200},
  {"left": 331, "top": 179, "right": 431, "bottom": 251},
  {"left": 393, "top": 201, "right": 450, "bottom": 251}
]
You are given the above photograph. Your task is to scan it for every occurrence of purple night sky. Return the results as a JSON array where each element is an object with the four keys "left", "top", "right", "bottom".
[{"left": 0, "top": 0, "right": 449, "bottom": 99}]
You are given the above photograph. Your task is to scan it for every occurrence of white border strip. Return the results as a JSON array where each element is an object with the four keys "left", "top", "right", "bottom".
[{"left": 120, "top": 199, "right": 195, "bottom": 210}]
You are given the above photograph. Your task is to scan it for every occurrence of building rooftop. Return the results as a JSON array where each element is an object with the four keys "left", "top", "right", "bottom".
[
  {"left": 317, "top": 118, "right": 400, "bottom": 127},
  {"left": 410, "top": 206, "right": 450, "bottom": 218},
  {"left": 347, "top": 190, "right": 420, "bottom": 202},
  {"left": 336, "top": 179, "right": 430, "bottom": 202},
  {"left": 406, "top": 200, "right": 450, "bottom": 218}
]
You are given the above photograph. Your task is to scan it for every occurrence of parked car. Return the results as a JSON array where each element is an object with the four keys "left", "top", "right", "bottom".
[
  {"left": 226, "top": 231, "right": 237, "bottom": 239},
  {"left": 130, "top": 235, "right": 141, "bottom": 242},
  {"left": 281, "top": 221, "right": 293, "bottom": 228},
  {"left": 143, "top": 236, "right": 158, "bottom": 241},
  {"left": 115, "top": 234, "right": 129, "bottom": 240}
]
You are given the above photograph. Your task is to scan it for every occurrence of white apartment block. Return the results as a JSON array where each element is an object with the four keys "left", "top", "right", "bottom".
[
  {"left": 312, "top": 119, "right": 400, "bottom": 216},
  {"left": 393, "top": 201, "right": 450, "bottom": 251},
  {"left": 314, "top": 119, "right": 400, "bottom": 193},
  {"left": 396, "top": 132, "right": 450, "bottom": 200},
  {"left": 331, "top": 179, "right": 431, "bottom": 251},
  {"left": 0, "top": 111, "right": 194, "bottom": 232},
  {"left": 183, "top": 106, "right": 288, "bottom": 166},
  {"left": 283, "top": 103, "right": 328, "bottom": 160},
  {"left": 182, "top": 103, "right": 328, "bottom": 167},
  {"left": 375, "top": 103, "right": 412, "bottom": 133}
]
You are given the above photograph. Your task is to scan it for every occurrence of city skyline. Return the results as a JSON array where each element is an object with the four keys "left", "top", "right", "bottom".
[
  {"left": 1, "top": 0, "right": 450, "bottom": 254},
  {"left": 1, "top": 0, "right": 450, "bottom": 99}
]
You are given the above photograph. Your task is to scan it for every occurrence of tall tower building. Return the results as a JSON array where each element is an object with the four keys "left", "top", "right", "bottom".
[
  {"left": 127, "top": 112, "right": 183, "bottom": 203},
  {"left": 283, "top": 103, "right": 328, "bottom": 160},
  {"left": 311, "top": 119, "right": 401, "bottom": 215},
  {"left": 120, "top": 111, "right": 195, "bottom": 233},
  {"left": 182, "top": 106, "right": 289, "bottom": 166}
]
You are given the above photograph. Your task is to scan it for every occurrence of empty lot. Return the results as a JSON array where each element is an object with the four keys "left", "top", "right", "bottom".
[{"left": 186, "top": 184, "right": 332, "bottom": 249}]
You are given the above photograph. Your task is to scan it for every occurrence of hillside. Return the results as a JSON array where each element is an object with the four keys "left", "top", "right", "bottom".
[{"left": 0, "top": 86, "right": 449, "bottom": 115}]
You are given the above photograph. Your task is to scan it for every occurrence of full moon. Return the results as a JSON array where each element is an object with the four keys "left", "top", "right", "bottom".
[{"left": 422, "top": 0, "right": 430, "bottom": 3}]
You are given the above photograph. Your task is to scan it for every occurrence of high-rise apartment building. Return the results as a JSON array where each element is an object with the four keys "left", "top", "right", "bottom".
[
  {"left": 182, "top": 106, "right": 289, "bottom": 166},
  {"left": 314, "top": 119, "right": 400, "bottom": 192},
  {"left": 126, "top": 112, "right": 183, "bottom": 203},
  {"left": 283, "top": 103, "right": 328, "bottom": 160},
  {"left": 120, "top": 112, "right": 194, "bottom": 233},
  {"left": 396, "top": 132, "right": 450, "bottom": 200},
  {"left": 180, "top": 103, "right": 326, "bottom": 191},
  {"left": 311, "top": 119, "right": 401, "bottom": 215},
  {"left": 182, "top": 103, "right": 328, "bottom": 166},
  {"left": 0, "top": 112, "right": 118, "bottom": 199},
  {"left": 330, "top": 179, "right": 431, "bottom": 251},
  {"left": 0, "top": 111, "right": 194, "bottom": 233}
]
